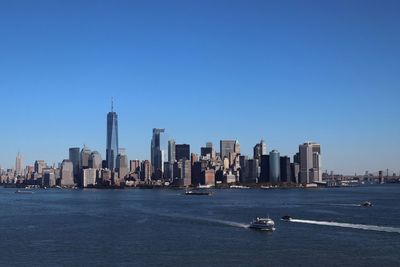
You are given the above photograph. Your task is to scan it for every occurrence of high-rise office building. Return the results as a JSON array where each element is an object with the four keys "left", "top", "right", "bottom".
[
  {"left": 80, "top": 146, "right": 91, "bottom": 170},
  {"left": 82, "top": 168, "right": 96, "bottom": 187},
  {"left": 106, "top": 101, "right": 119, "bottom": 171},
  {"left": 151, "top": 128, "right": 165, "bottom": 174},
  {"left": 269, "top": 150, "right": 281, "bottom": 183},
  {"left": 299, "top": 142, "right": 322, "bottom": 183},
  {"left": 239, "top": 155, "right": 248, "bottom": 183},
  {"left": 60, "top": 160, "right": 74, "bottom": 186},
  {"left": 88, "top": 151, "right": 102, "bottom": 169},
  {"left": 259, "top": 155, "right": 270, "bottom": 183},
  {"left": 220, "top": 140, "right": 238, "bottom": 159},
  {"left": 130, "top": 160, "right": 140, "bottom": 173},
  {"left": 141, "top": 160, "right": 151, "bottom": 181},
  {"left": 175, "top": 144, "right": 190, "bottom": 161},
  {"left": 168, "top": 139, "right": 176, "bottom": 164},
  {"left": 34, "top": 160, "right": 46, "bottom": 175},
  {"left": 69, "top": 147, "right": 80, "bottom": 178},
  {"left": 43, "top": 171, "right": 56, "bottom": 187},
  {"left": 15, "top": 152, "right": 22, "bottom": 176},
  {"left": 280, "top": 156, "right": 291, "bottom": 183},
  {"left": 291, "top": 163, "right": 300, "bottom": 183},
  {"left": 181, "top": 159, "right": 191, "bottom": 186},
  {"left": 116, "top": 153, "right": 129, "bottom": 179},
  {"left": 202, "top": 169, "right": 215, "bottom": 185},
  {"left": 246, "top": 159, "right": 259, "bottom": 183},
  {"left": 254, "top": 139, "right": 267, "bottom": 161}
]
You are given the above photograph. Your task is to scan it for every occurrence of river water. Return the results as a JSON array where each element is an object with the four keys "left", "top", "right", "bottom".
[{"left": 0, "top": 185, "right": 399, "bottom": 266}]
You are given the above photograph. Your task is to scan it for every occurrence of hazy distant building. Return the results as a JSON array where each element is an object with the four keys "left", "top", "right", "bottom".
[
  {"left": 151, "top": 128, "right": 165, "bottom": 175},
  {"left": 43, "top": 171, "right": 56, "bottom": 187},
  {"left": 299, "top": 142, "right": 322, "bottom": 183},
  {"left": 34, "top": 160, "right": 46, "bottom": 175},
  {"left": 202, "top": 169, "right": 215, "bottom": 185},
  {"left": 15, "top": 152, "right": 22, "bottom": 176},
  {"left": 181, "top": 159, "right": 191, "bottom": 186},
  {"left": 141, "top": 160, "right": 151, "bottom": 181},
  {"left": 220, "top": 140, "right": 237, "bottom": 159},
  {"left": 60, "top": 160, "right": 74, "bottom": 186},
  {"left": 116, "top": 153, "right": 129, "bottom": 180},
  {"left": 269, "top": 150, "right": 281, "bottom": 183},
  {"left": 175, "top": 144, "right": 190, "bottom": 161},
  {"left": 88, "top": 151, "right": 102, "bottom": 169},
  {"left": 130, "top": 160, "right": 140, "bottom": 173},
  {"left": 291, "top": 163, "right": 300, "bottom": 183},
  {"left": 106, "top": 101, "right": 119, "bottom": 170}
]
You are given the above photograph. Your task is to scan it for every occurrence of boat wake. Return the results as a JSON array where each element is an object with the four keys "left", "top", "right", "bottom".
[
  {"left": 129, "top": 206, "right": 249, "bottom": 229},
  {"left": 293, "top": 203, "right": 361, "bottom": 207},
  {"left": 167, "top": 213, "right": 250, "bottom": 229},
  {"left": 289, "top": 219, "right": 400, "bottom": 234},
  {"left": 198, "top": 218, "right": 250, "bottom": 229}
]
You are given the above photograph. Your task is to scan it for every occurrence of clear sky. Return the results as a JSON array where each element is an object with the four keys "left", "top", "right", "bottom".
[{"left": 1, "top": 0, "right": 399, "bottom": 174}]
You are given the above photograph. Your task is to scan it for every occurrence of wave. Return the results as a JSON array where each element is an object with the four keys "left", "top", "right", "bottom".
[{"left": 289, "top": 219, "right": 400, "bottom": 234}]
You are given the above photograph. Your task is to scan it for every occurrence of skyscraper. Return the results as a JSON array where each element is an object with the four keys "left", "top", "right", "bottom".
[
  {"left": 299, "top": 142, "right": 322, "bottom": 184},
  {"left": 151, "top": 128, "right": 165, "bottom": 174},
  {"left": 220, "top": 140, "right": 238, "bottom": 159},
  {"left": 88, "top": 151, "right": 102, "bottom": 169},
  {"left": 80, "top": 146, "right": 91, "bottom": 170},
  {"left": 175, "top": 144, "right": 190, "bottom": 161},
  {"left": 254, "top": 139, "right": 267, "bottom": 160},
  {"left": 106, "top": 100, "right": 119, "bottom": 171},
  {"left": 34, "top": 160, "right": 46, "bottom": 175},
  {"left": 269, "top": 150, "right": 281, "bottom": 183},
  {"left": 69, "top": 147, "right": 80, "bottom": 178},
  {"left": 15, "top": 152, "right": 22, "bottom": 176},
  {"left": 60, "top": 160, "right": 74, "bottom": 186},
  {"left": 116, "top": 153, "right": 129, "bottom": 180},
  {"left": 168, "top": 139, "right": 176, "bottom": 164},
  {"left": 280, "top": 156, "right": 291, "bottom": 182}
]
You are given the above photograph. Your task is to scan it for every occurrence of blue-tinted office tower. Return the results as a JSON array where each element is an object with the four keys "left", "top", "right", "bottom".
[
  {"left": 106, "top": 101, "right": 119, "bottom": 171},
  {"left": 151, "top": 128, "right": 165, "bottom": 175},
  {"left": 269, "top": 150, "right": 281, "bottom": 183}
]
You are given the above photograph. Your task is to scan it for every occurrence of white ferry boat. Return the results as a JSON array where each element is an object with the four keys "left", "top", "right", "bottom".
[{"left": 249, "top": 217, "right": 275, "bottom": 231}]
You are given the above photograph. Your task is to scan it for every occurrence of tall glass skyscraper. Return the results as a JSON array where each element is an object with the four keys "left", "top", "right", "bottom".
[
  {"left": 106, "top": 101, "right": 119, "bottom": 171},
  {"left": 151, "top": 128, "right": 165, "bottom": 175},
  {"left": 269, "top": 150, "right": 281, "bottom": 183}
]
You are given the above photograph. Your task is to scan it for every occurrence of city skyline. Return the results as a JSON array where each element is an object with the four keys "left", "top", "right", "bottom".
[
  {"left": 0, "top": 101, "right": 398, "bottom": 176},
  {"left": 1, "top": 1, "right": 400, "bottom": 174}
]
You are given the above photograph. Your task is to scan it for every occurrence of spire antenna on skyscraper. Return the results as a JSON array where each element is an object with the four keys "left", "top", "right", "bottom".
[{"left": 111, "top": 97, "right": 114, "bottom": 112}]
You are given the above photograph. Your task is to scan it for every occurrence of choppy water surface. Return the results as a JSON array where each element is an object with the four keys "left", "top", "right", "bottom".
[{"left": 0, "top": 185, "right": 399, "bottom": 266}]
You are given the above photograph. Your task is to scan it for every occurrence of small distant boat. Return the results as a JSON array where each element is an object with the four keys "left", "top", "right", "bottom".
[
  {"left": 15, "top": 190, "right": 34, "bottom": 194},
  {"left": 197, "top": 184, "right": 212, "bottom": 189},
  {"left": 361, "top": 201, "right": 372, "bottom": 207},
  {"left": 249, "top": 217, "right": 275, "bottom": 231},
  {"left": 230, "top": 185, "right": 250, "bottom": 189},
  {"left": 281, "top": 215, "right": 292, "bottom": 221},
  {"left": 185, "top": 190, "right": 212, "bottom": 196}
]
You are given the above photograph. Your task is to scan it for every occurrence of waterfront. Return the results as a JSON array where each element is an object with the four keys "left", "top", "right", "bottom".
[{"left": 1, "top": 185, "right": 399, "bottom": 266}]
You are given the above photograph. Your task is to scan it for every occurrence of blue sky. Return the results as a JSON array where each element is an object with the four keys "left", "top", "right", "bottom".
[{"left": 1, "top": 0, "right": 399, "bottom": 174}]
